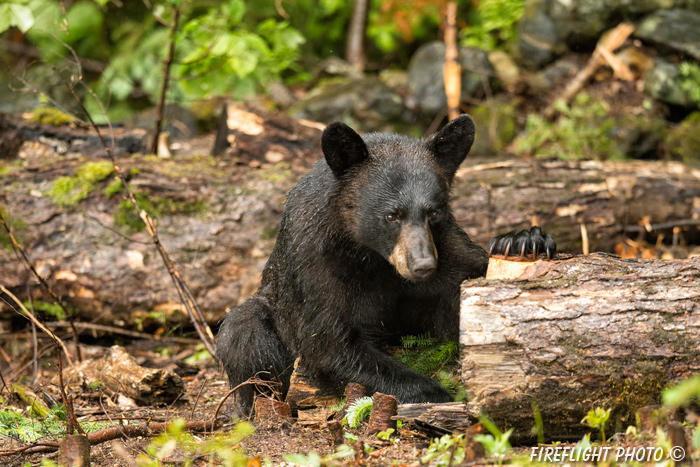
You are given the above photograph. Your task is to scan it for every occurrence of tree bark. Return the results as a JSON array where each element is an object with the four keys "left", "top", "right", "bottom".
[
  {"left": 460, "top": 253, "right": 700, "bottom": 443},
  {"left": 346, "top": 0, "right": 369, "bottom": 72}
]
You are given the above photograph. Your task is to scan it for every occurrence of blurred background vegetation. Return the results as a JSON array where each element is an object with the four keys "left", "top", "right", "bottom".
[{"left": 1, "top": 0, "right": 700, "bottom": 163}]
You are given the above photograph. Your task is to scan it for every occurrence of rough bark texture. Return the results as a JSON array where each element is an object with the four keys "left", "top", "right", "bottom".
[
  {"left": 367, "top": 392, "right": 398, "bottom": 433},
  {"left": 58, "top": 434, "right": 91, "bottom": 467},
  {"left": 460, "top": 252, "right": 700, "bottom": 443},
  {"left": 394, "top": 402, "right": 471, "bottom": 433},
  {"left": 1, "top": 106, "right": 699, "bottom": 328},
  {"left": 254, "top": 397, "right": 292, "bottom": 422}
]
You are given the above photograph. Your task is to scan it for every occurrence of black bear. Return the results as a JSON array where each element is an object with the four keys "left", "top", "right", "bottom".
[{"left": 217, "top": 115, "right": 555, "bottom": 412}]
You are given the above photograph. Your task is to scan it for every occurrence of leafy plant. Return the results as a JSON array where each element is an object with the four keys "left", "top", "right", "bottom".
[
  {"left": 581, "top": 407, "right": 611, "bottom": 443},
  {"left": 662, "top": 375, "right": 700, "bottom": 408},
  {"left": 398, "top": 333, "right": 459, "bottom": 376},
  {"left": 343, "top": 396, "right": 373, "bottom": 429},
  {"left": 460, "top": 0, "right": 525, "bottom": 51},
  {"left": 422, "top": 433, "right": 467, "bottom": 467},
  {"left": 680, "top": 61, "right": 700, "bottom": 108},
  {"left": 0, "top": 405, "right": 109, "bottom": 443},
  {"left": 136, "top": 417, "right": 254, "bottom": 467},
  {"left": 475, "top": 415, "right": 513, "bottom": 464},
  {"left": 283, "top": 445, "right": 355, "bottom": 467},
  {"left": 515, "top": 93, "right": 624, "bottom": 161}
]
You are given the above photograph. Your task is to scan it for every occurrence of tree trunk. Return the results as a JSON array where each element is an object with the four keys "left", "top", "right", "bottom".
[
  {"left": 346, "top": 0, "right": 369, "bottom": 72},
  {"left": 460, "top": 253, "right": 700, "bottom": 443}
]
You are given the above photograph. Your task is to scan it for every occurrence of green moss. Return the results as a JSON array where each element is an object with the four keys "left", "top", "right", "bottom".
[
  {"left": 105, "top": 177, "right": 122, "bottom": 198},
  {"left": 114, "top": 193, "right": 206, "bottom": 232},
  {"left": 30, "top": 106, "right": 77, "bottom": 126},
  {"left": 47, "top": 161, "right": 115, "bottom": 208}
]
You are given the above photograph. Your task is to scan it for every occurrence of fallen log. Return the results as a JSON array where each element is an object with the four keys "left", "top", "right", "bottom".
[{"left": 460, "top": 252, "right": 700, "bottom": 443}]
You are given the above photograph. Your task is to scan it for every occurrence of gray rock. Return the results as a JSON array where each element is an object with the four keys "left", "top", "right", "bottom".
[
  {"left": 407, "top": 41, "right": 494, "bottom": 118},
  {"left": 519, "top": 0, "right": 700, "bottom": 67},
  {"left": 517, "top": 7, "right": 559, "bottom": 69},
  {"left": 289, "top": 77, "right": 407, "bottom": 133},
  {"left": 636, "top": 9, "right": 700, "bottom": 61},
  {"left": 644, "top": 58, "right": 697, "bottom": 107}
]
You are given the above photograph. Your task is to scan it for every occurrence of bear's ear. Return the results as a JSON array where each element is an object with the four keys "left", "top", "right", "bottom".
[
  {"left": 427, "top": 114, "right": 475, "bottom": 177},
  {"left": 322, "top": 122, "right": 369, "bottom": 178}
]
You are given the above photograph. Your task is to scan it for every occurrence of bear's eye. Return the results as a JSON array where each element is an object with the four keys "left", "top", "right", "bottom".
[
  {"left": 428, "top": 209, "right": 440, "bottom": 222},
  {"left": 385, "top": 213, "right": 399, "bottom": 222}
]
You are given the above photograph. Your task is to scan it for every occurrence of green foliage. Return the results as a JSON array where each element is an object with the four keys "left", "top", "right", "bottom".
[
  {"left": 367, "top": 0, "right": 445, "bottom": 54},
  {"left": 680, "top": 61, "right": 700, "bottom": 107},
  {"left": 461, "top": 0, "right": 525, "bottom": 51},
  {"left": 0, "top": 204, "right": 28, "bottom": 250},
  {"left": 475, "top": 414, "right": 513, "bottom": 463},
  {"left": 184, "top": 344, "right": 213, "bottom": 364},
  {"left": 0, "top": 1, "right": 34, "bottom": 34},
  {"left": 422, "top": 433, "right": 468, "bottom": 466},
  {"left": 283, "top": 445, "right": 355, "bottom": 467},
  {"left": 662, "top": 375, "right": 700, "bottom": 408},
  {"left": 47, "top": 160, "right": 114, "bottom": 208},
  {"left": 398, "top": 333, "right": 459, "bottom": 376},
  {"left": 0, "top": 405, "right": 109, "bottom": 442},
  {"left": 136, "top": 417, "right": 254, "bottom": 467},
  {"left": 343, "top": 396, "right": 373, "bottom": 429},
  {"left": 581, "top": 407, "right": 611, "bottom": 443},
  {"left": 376, "top": 428, "right": 396, "bottom": 441},
  {"left": 515, "top": 94, "right": 623, "bottom": 160},
  {"left": 21, "top": 300, "right": 73, "bottom": 320}
]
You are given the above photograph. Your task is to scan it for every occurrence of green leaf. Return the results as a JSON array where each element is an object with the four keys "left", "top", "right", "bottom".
[{"left": 0, "top": 3, "right": 35, "bottom": 33}]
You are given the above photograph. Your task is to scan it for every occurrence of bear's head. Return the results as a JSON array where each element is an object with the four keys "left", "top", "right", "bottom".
[{"left": 321, "top": 115, "right": 475, "bottom": 282}]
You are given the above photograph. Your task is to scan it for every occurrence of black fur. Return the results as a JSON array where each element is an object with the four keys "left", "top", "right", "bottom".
[{"left": 217, "top": 115, "right": 489, "bottom": 411}]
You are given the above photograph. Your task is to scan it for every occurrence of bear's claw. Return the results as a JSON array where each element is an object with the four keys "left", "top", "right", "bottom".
[{"left": 488, "top": 226, "right": 556, "bottom": 260}]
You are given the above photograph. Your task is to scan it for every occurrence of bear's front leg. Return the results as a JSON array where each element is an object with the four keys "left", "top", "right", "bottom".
[{"left": 298, "top": 327, "right": 453, "bottom": 404}]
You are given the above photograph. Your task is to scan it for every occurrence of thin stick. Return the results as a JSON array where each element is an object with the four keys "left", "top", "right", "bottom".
[
  {"left": 151, "top": 5, "right": 181, "bottom": 154},
  {"left": 0, "top": 212, "right": 83, "bottom": 362},
  {"left": 0, "top": 285, "right": 73, "bottom": 367}
]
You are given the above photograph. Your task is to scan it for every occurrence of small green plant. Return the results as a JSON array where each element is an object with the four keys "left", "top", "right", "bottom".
[
  {"left": 680, "top": 61, "right": 700, "bottom": 108},
  {"left": 515, "top": 94, "right": 623, "bottom": 160},
  {"left": 662, "top": 375, "right": 700, "bottom": 408},
  {"left": 460, "top": 0, "right": 526, "bottom": 51},
  {"left": 184, "top": 344, "right": 213, "bottom": 364},
  {"left": 283, "top": 444, "right": 355, "bottom": 467},
  {"left": 47, "top": 161, "right": 114, "bottom": 208},
  {"left": 398, "top": 334, "right": 467, "bottom": 399},
  {"left": 343, "top": 396, "right": 373, "bottom": 429},
  {"left": 136, "top": 417, "right": 254, "bottom": 467},
  {"left": 421, "top": 433, "right": 467, "bottom": 467},
  {"left": 0, "top": 405, "right": 109, "bottom": 443},
  {"left": 581, "top": 407, "right": 611, "bottom": 443},
  {"left": 475, "top": 415, "right": 513, "bottom": 465},
  {"left": 376, "top": 428, "right": 397, "bottom": 443}
]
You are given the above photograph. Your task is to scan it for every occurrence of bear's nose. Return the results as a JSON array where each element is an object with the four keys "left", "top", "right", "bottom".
[{"left": 411, "top": 257, "right": 436, "bottom": 280}]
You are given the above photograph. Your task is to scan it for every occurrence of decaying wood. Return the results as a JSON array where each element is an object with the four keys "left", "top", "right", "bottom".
[
  {"left": 58, "top": 434, "right": 90, "bottom": 467},
  {"left": 453, "top": 159, "right": 700, "bottom": 255},
  {"left": 254, "top": 397, "right": 292, "bottom": 422},
  {"left": 367, "top": 392, "right": 398, "bottom": 433},
  {"left": 460, "top": 252, "right": 700, "bottom": 442},
  {"left": 394, "top": 402, "right": 471, "bottom": 433},
  {"left": 63, "top": 346, "right": 184, "bottom": 406},
  {"left": 285, "top": 359, "right": 337, "bottom": 416}
]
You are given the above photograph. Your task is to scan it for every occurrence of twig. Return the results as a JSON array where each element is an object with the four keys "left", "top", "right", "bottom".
[
  {"left": 151, "top": 4, "right": 182, "bottom": 154},
  {"left": 0, "top": 212, "right": 83, "bottom": 362},
  {"left": 0, "top": 285, "right": 73, "bottom": 367},
  {"left": 58, "top": 60, "right": 216, "bottom": 357},
  {"left": 43, "top": 321, "right": 199, "bottom": 344},
  {"left": 190, "top": 378, "right": 208, "bottom": 421},
  {"left": 542, "top": 22, "right": 635, "bottom": 121},
  {"left": 443, "top": 2, "right": 461, "bottom": 121},
  {"left": 57, "top": 350, "right": 85, "bottom": 435},
  {"left": 213, "top": 378, "right": 279, "bottom": 425}
]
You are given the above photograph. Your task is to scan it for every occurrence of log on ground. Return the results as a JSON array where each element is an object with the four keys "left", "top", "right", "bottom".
[{"left": 460, "top": 252, "right": 700, "bottom": 443}]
